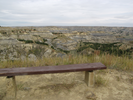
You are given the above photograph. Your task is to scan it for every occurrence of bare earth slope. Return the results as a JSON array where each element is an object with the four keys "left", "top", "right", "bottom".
[{"left": 0, "top": 69, "right": 133, "bottom": 100}]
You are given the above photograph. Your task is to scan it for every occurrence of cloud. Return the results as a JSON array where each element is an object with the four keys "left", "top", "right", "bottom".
[{"left": 0, "top": 0, "right": 133, "bottom": 26}]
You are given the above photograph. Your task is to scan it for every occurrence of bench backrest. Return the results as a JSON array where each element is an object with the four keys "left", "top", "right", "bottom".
[{"left": 0, "top": 62, "right": 106, "bottom": 77}]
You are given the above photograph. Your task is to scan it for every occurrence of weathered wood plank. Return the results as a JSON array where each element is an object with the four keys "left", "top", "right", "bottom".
[{"left": 0, "top": 62, "right": 106, "bottom": 77}]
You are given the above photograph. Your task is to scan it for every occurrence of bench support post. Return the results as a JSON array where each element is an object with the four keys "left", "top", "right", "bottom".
[
  {"left": 7, "top": 76, "right": 17, "bottom": 98},
  {"left": 12, "top": 76, "right": 17, "bottom": 98},
  {"left": 85, "top": 71, "right": 95, "bottom": 87}
]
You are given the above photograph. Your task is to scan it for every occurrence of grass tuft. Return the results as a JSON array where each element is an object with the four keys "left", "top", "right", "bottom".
[
  {"left": 0, "top": 90, "right": 6, "bottom": 100},
  {"left": 95, "top": 76, "right": 106, "bottom": 87}
]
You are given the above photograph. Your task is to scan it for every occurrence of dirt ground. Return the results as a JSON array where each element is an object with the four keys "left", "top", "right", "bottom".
[{"left": 0, "top": 69, "right": 133, "bottom": 100}]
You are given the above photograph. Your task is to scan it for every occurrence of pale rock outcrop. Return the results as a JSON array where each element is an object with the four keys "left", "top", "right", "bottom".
[
  {"left": 56, "top": 53, "right": 67, "bottom": 58},
  {"left": 52, "top": 38, "right": 78, "bottom": 51},
  {"left": 0, "top": 39, "right": 20, "bottom": 44},
  {"left": 21, "top": 44, "right": 33, "bottom": 52},
  {"left": 18, "top": 34, "right": 38, "bottom": 41},
  {"left": 119, "top": 44, "right": 127, "bottom": 50},
  {"left": 28, "top": 54, "right": 37, "bottom": 61},
  {"left": 20, "top": 55, "right": 26, "bottom": 61},
  {"left": 30, "top": 32, "right": 54, "bottom": 38},
  {"left": 80, "top": 48, "right": 94, "bottom": 56},
  {"left": 43, "top": 49, "right": 52, "bottom": 57}
]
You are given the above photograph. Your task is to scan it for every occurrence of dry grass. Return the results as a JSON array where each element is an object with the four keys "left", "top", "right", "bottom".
[
  {"left": 116, "top": 76, "right": 120, "bottom": 81},
  {"left": 100, "top": 54, "right": 133, "bottom": 71},
  {"left": 0, "top": 80, "right": 6, "bottom": 100},
  {"left": 95, "top": 75, "right": 107, "bottom": 87},
  {"left": 0, "top": 54, "right": 133, "bottom": 71},
  {"left": 132, "top": 89, "right": 133, "bottom": 97},
  {"left": 0, "top": 90, "right": 6, "bottom": 100}
]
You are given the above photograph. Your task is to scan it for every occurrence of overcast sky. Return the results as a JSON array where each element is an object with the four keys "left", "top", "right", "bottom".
[{"left": 0, "top": 0, "right": 133, "bottom": 26}]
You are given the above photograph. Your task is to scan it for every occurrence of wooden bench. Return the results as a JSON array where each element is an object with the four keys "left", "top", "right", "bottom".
[{"left": 0, "top": 62, "right": 106, "bottom": 97}]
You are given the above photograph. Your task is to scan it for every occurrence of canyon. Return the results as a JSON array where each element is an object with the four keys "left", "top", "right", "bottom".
[{"left": 0, "top": 26, "right": 133, "bottom": 61}]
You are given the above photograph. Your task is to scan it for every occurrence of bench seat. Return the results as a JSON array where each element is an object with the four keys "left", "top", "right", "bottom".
[{"left": 0, "top": 62, "right": 106, "bottom": 76}]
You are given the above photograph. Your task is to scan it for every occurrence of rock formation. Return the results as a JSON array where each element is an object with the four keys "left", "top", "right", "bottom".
[{"left": 0, "top": 26, "right": 133, "bottom": 61}]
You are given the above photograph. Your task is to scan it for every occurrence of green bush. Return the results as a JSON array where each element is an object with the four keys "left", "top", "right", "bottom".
[
  {"left": 52, "top": 37, "right": 58, "bottom": 40},
  {"left": 77, "top": 46, "right": 89, "bottom": 52},
  {"left": 43, "top": 39, "right": 47, "bottom": 42},
  {"left": 51, "top": 46, "right": 55, "bottom": 49},
  {"left": 17, "top": 39, "right": 25, "bottom": 41},
  {"left": 57, "top": 48, "right": 70, "bottom": 54},
  {"left": 25, "top": 40, "right": 33, "bottom": 43},
  {"left": 17, "top": 39, "right": 33, "bottom": 43},
  {"left": 2, "top": 32, "right": 7, "bottom": 34},
  {"left": 80, "top": 42, "right": 133, "bottom": 56},
  {"left": 52, "top": 32, "right": 63, "bottom": 34},
  {"left": 35, "top": 41, "right": 48, "bottom": 46}
]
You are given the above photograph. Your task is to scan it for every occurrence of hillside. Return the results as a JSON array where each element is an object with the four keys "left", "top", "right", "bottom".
[{"left": 0, "top": 26, "right": 133, "bottom": 62}]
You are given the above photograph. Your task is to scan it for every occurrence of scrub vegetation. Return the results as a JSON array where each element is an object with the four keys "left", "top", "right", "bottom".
[{"left": 0, "top": 53, "right": 133, "bottom": 71}]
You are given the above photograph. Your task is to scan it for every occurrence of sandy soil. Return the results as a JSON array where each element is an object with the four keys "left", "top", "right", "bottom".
[{"left": 0, "top": 69, "right": 133, "bottom": 100}]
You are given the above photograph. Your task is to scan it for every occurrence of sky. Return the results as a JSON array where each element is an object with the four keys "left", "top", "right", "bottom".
[{"left": 0, "top": 0, "right": 133, "bottom": 27}]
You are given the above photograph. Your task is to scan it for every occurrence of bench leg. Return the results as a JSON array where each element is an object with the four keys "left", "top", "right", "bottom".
[
  {"left": 85, "top": 71, "right": 95, "bottom": 87},
  {"left": 12, "top": 76, "right": 17, "bottom": 98}
]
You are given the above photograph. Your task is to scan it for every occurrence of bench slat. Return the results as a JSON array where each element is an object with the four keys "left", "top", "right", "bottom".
[{"left": 0, "top": 62, "right": 106, "bottom": 77}]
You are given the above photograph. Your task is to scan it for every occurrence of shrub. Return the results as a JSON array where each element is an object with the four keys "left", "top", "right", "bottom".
[
  {"left": 77, "top": 46, "right": 89, "bottom": 52},
  {"left": 17, "top": 39, "right": 33, "bottom": 43},
  {"left": 43, "top": 39, "right": 47, "bottom": 42},
  {"left": 35, "top": 41, "right": 48, "bottom": 46},
  {"left": 52, "top": 37, "right": 58, "bottom": 40},
  {"left": 2, "top": 32, "right": 7, "bottom": 34},
  {"left": 17, "top": 39, "right": 25, "bottom": 41},
  {"left": 52, "top": 32, "right": 62, "bottom": 35},
  {"left": 51, "top": 46, "right": 55, "bottom": 49},
  {"left": 25, "top": 40, "right": 33, "bottom": 43},
  {"left": 57, "top": 48, "right": 70, "bottom": 54}
]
